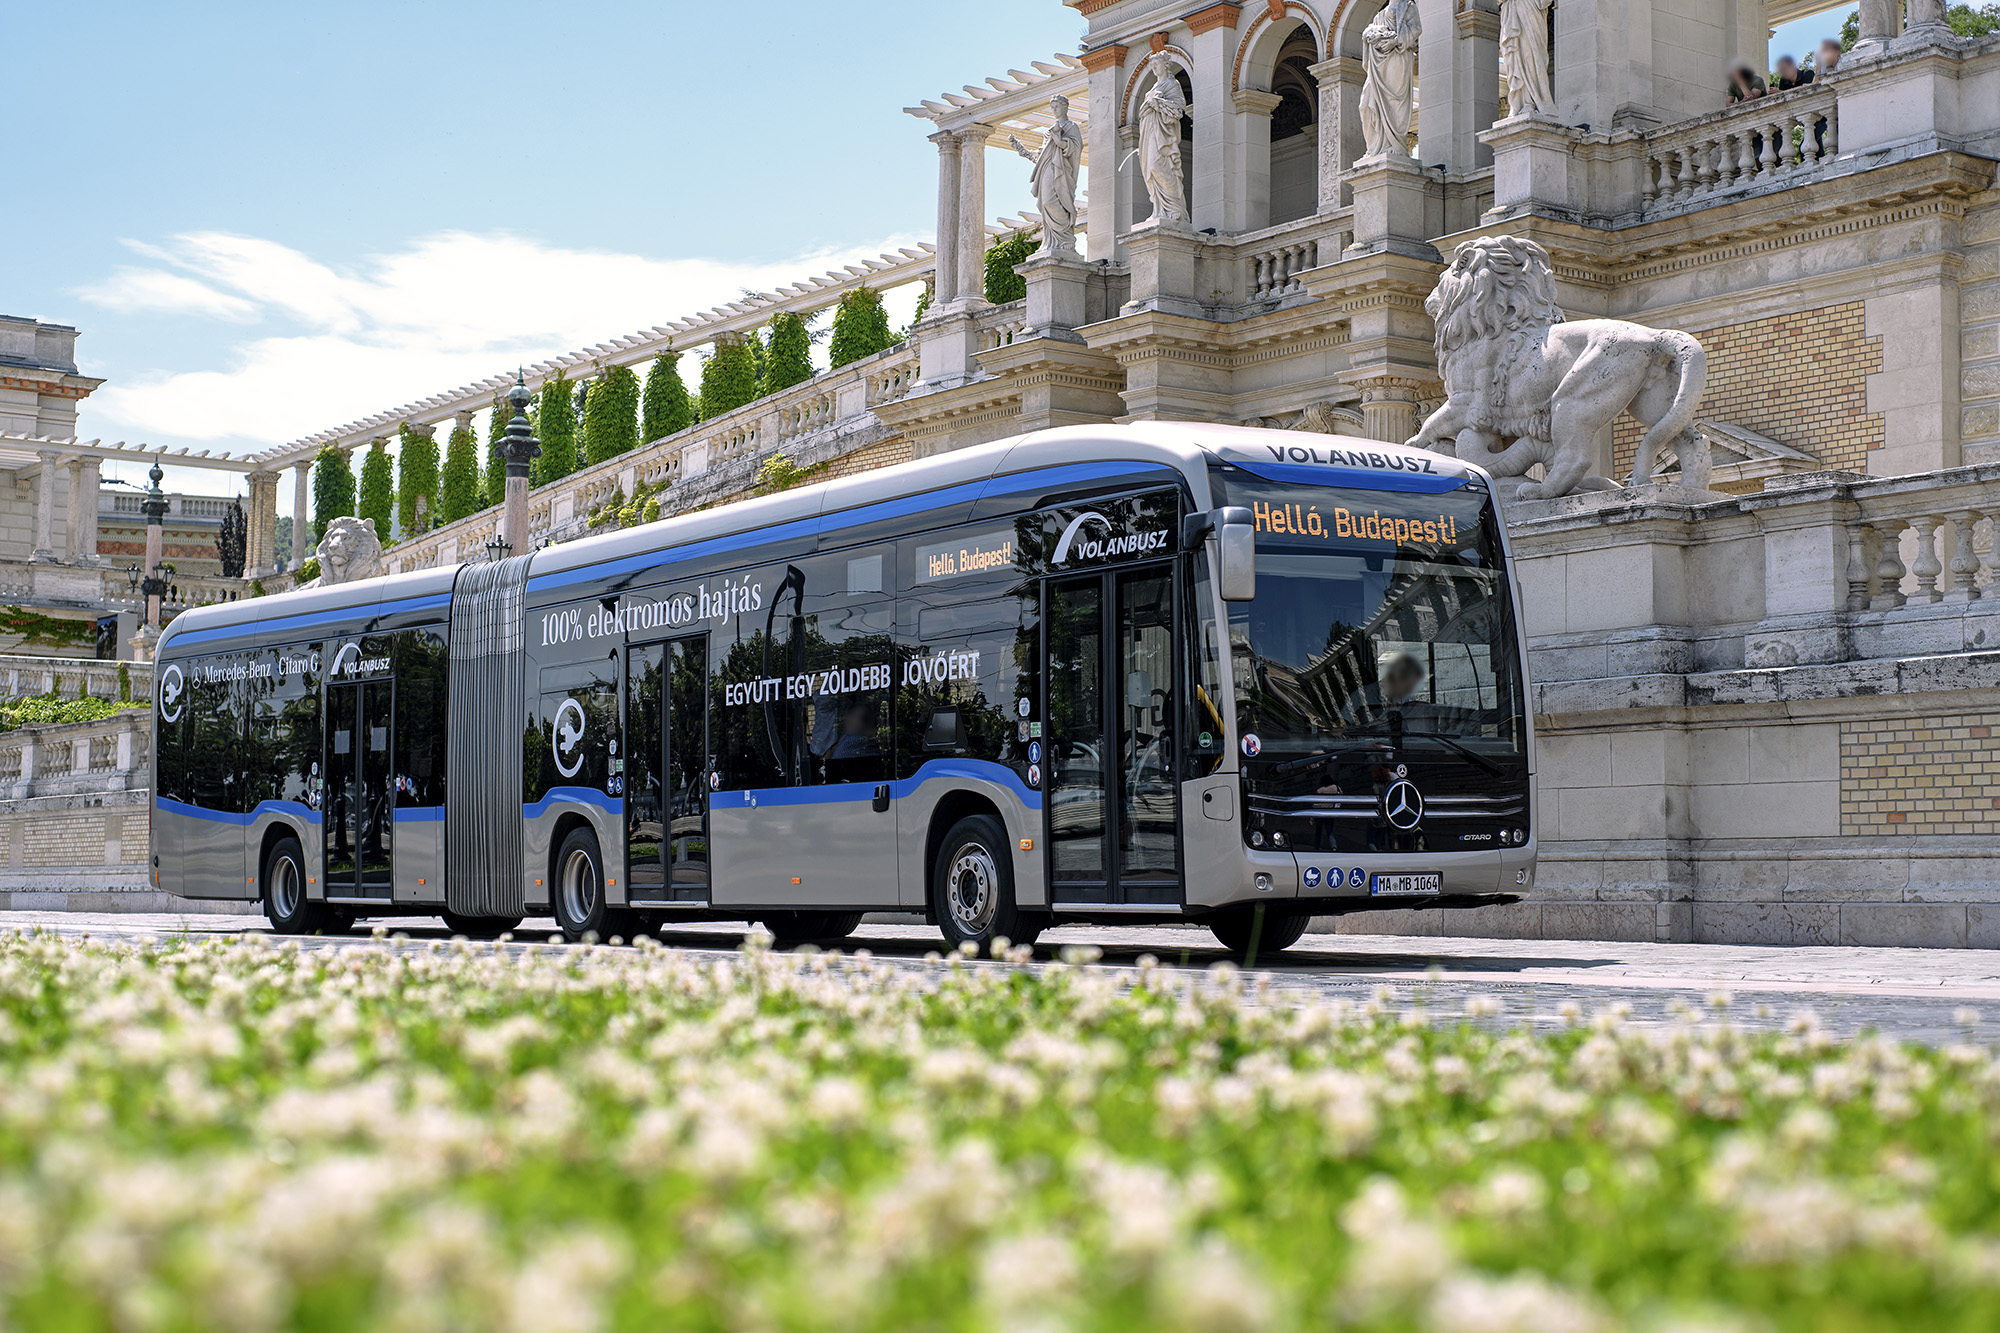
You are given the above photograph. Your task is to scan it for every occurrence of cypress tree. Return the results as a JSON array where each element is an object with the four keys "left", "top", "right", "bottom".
[
  {"left": 829, "top": 287, "right": 895, "bottom": 368},
  {"left": 765, "top": 311, "right": 814, "bottom": 394},
  {"left": 441, "top": 420, "right": 481, "bottom": 523},
  {"left": 396, "top": 422, "right": 440, "bottom": 538},
  {"left": 357, "top": 438, "right": 395, "bottom": 541},
  {"left": 584, "top": 363, "right": 641, "bottom": 465},
  {"left": 485, "top": 397, "right": 509, "bottom": 507},
  {"left": 310, "top": 444, "right": 355, "bottom": 543},
  {"left": 537, "top": 371, "right": 579, "bottom": 482},
  {"left": 699, "top": 337, "right": 758, "bottom": 418},
  {"left": 641, "top": 350, "right": 694, "bottom": 443}
]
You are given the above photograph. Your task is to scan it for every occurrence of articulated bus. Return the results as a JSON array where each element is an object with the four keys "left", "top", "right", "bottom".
[{"left": 152, "top": 423, "right": 1534, "bottom": 954}]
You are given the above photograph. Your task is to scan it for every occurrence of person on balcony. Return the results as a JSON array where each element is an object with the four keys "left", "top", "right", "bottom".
[
  {"left": 1815, "top": 39, "right": 1841, "bottom": 76},
  {"left": 1727, "top": 60, "right": 1768, "bottom": 104},
  {"left": 1774, "top": 55, "right": 1813, "bottom": 90}
]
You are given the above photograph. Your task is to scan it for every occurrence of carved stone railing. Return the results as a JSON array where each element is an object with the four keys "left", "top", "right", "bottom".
[
  {"left": 1642, "top": 82, "right": 1838, "bottom": 219},
  {"left": 0, "top": 710, "right": 150, "bottom": 800},
  {"left": 383, "top": 340, "right": 921, "bottom": 570},
  {"left": 978, "top": 301, "right": 1028, "bottom": 351},
  {"left": 1238, "top": 212, "right": 1350, "bottom": 302},
  {"left": 0, "top": 654, "right": 152, "bottom": 703}
]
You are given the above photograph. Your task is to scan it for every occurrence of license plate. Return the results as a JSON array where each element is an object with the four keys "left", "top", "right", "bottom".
[{"left": 1370, "top": 873, "right": 1442, "bottom": 896}]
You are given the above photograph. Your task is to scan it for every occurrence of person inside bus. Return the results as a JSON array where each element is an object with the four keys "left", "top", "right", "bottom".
[
  {"left": 813, "top": 694, "right": 885, "bottom": 782},
  {"left": 1313, "top": 653, "right": 1433, "bottom": 794}
]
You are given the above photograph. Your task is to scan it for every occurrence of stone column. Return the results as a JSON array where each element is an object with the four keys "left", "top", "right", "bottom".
[
  {"left": 955, "top": 126, "right": 989, "bottom": 307},
  {"left": 246, "top": 469, "right": 280, "bottom": 578},
  {"left": 1850, "top": 0, "right": 1902, "bottom": 58},
  {"left": 292, "top": 459, "right": 312, "bottom": 564},
  {"left": 1184, "top": 5, "right": 1244, "bottom": 232},
  {"left": 1233, "top": 88, "right": 1283, "bottom": 231},
  {"left": 64, "top": 457, "right": 100, "bottom": 562},
  {"left": 930, "top": 130, "right": 963, "bottom": 304},
  {"left": 1441, "top": 3, "right": 1500, "bottom": 171},
  {"left": 31, "top": 450, "right": 60, "bottom": 562},
  {"left": 1359, "top": 378, "right": 1427, "bottom": 443},
  {"left": 1310, "top": 56, "right": 1365, "bottom": 212},
  {"left": 1556, "top": 0, "right": 1656, "bottom": 132},
  {"left": 1080, "top": 44, "right": 1129, "bottom": 262}
]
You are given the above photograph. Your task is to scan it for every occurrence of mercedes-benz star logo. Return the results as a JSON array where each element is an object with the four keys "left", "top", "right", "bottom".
[{"left": 1382, "top": 779, "right": 1424, "bottom": 830}]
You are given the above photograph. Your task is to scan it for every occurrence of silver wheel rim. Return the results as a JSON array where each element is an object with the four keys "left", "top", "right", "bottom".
[
  {"left": 270, "top": 854, "right": 302, "bottom": 920},
  {"left": 945, "top": 840, "right": 999, "bottom": 934},
  {"left": 560, "top": 846, "right": 598, "bottom": 926}
]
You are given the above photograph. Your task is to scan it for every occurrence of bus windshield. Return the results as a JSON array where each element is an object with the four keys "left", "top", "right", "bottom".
[{"left": 1208, "top": 465, "right": 1526, "bottom": 778}]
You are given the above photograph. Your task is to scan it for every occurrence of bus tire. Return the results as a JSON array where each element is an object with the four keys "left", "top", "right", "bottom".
[
  {"left": 759, "top": 910, "right": 864, "bottom": 949},
  {"left": 932, "top": 814, "right": 1032, "bottom": 954},
  {"left": 261, "top": 835, "right": 324, "bottom": 935},
  {"left": 553, "top": 826, "right": 610, "bottom": 943},
  {"left": 1207, "top": 904, "right": 1311, "bottom": 959},
  {"left": 441, "top": 911, "right": 522, "bottom": 940}
]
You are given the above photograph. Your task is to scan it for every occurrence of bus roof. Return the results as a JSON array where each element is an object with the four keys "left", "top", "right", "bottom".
[{"left": 158, "top": 423, "right": 1480, "bottom": 657}]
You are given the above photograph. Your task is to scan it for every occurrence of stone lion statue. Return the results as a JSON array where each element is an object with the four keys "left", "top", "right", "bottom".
[
  {"left": 316, "top": 515, "right": 384, "bottom": 585},
  {"left": 1405, "top": 236, "right": 1709, "bottom": 499}
]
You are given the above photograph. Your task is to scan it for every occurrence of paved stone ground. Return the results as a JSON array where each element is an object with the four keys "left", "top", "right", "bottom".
[{"left": 11, "top": 911, "right": 2000, "bottom": 1045}]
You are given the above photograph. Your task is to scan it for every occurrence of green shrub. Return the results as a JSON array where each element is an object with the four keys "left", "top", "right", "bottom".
[
  {"left": 641, "top": 350, "right": 695, "bottom": 443},
  {"left": 828, "top": 287, "right": 895, "bottom": 368},
  {"left": 396, "top": 423, "right": 440, "bottom": 537},
  {"left": 0, "top": 693, "right": 121, "bottom": 731},
  {"left": 700, "top": 337, "right": 759, "bottom": 418},
  {"left": 357, "top": 439, "right": 395, "bottom": 540},
  {"left": 536, "top": 372, "right": 579, "bottom": 484},
  {"left": 295, "top": 555, "right": 321, "bottom": 584},
  {"left": 755, "top": 453, "right": 828, "bottom": 495},
  {"left": 310, "top": 446, "right": 355, "bottom": 543},
  {"left": 584, "top": 364, "right": 642, "bottom": 465},
  {"left": 441, "top": 421, "right": 482, "bottom": 524},
  {"left": 117, "top": 663, "right": 131, "bottom": 702},
  {"left": 765, "top": 312, "right": 815, "bottom": 394},
  {"left": 0, "top": 607, "right": 95, "bottom": 650},
  {"left": 486, "top": 397, "right": 511, "bottom": 508}
]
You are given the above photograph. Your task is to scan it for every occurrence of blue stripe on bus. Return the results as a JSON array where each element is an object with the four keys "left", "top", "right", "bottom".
[
  {"left": 167, "top": 592, "right": 453, "bottom": 649},
  {"left": 1230, "top": 458, "right": 1473, "bottom": 495},
  {"left": 157, "top": 797, "right": 324, "bottom": 827},
  {"left": 524, "top": 460, "right": 1158, "bottom": 595},
  {"left": 393, "top": 805, "right": 445, "bottom": 823},
  {"left": 523, "top": 786, "right": 623, "bottom": 818},
  {"left": 709, "top": 758, "right": 1043, "bottom": 812}
]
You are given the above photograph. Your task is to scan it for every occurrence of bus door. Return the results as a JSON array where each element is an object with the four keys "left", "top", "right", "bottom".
[
  {"left": 625, "top": 635, "right": 710, "bottom": 903},
  {"left": 324, "top": 676, "right": 393, "bottom": 899},
  {"left": 1044, "top": 565, "right": 1181, "bottom": 905}
]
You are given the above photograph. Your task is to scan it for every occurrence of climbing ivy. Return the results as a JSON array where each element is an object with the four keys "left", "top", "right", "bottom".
[
  {"left": 984, "top": 229, "right": 1038, "bottom": 304},
  {"left": 699, "top": 337, "right": 759, "bottom": 418},
  {"left": 755, "top": 453, "right": 829, "bottom": 496},
  {"left": 829, "top": 287, "right": 896, "bottom": 369},
  {"left": 584, "top": 364, "right": 641, "bottom": 465},
  {"left": 0, "top": 607, "right": 95, "bottom": 650},
  {"left": 641, "top": 350, "right": 695, "bottom": 444},
  {"left": 537, "top": 371, "right": 579, "bottom": 484},
  {"left": 485, "top": 398, "right": 510, "bottom": 507},
  {"left": 396, "top": 423, "right": 440, "bottom": 537},
  {"left": 357, "top": 439, "right": 395, "bottom": 540},
  {"left": 310, "top": 445, "right": 355, "bottom": 543},
  {"left": 765, "top": 312, "right": 815, "bottom": 395},
  {"left": 441, "top": 421, "right": 481, "bottom": 524}
]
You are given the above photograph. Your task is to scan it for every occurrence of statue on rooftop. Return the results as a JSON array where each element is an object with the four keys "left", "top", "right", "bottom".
[
  {"left": 1406, "top": 236, "right": 1711, "bottom": 500},
  {"left": 316, "top": 515, "right": 384, "bottom": 585},
  {"left": 1498, "top": 0, "right": 1557, "bottom": 118},
  {"left": 1136, "top": 60, "right": 1191, "bottom": 225},
  {"left": 1010, "top": 95, "right": 1083, "bottom": 256},
  {"left": 1358, "top": 0, "right": 1422, "bottom": 161}
]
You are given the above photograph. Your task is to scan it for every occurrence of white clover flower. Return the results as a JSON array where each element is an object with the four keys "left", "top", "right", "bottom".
[
  {"left": 1424, "top": 1270, "right": 1609, "bottom": 1333},
  {"left": 978, "top": 1230, "right": 1079, "bottom": 1319},
  {"left": 1154, "top": 1234, "right": 1276, "bottom": 1332},
  {"left": 1473, "top": 1166, "right": 1549, "bottom": 1223}
]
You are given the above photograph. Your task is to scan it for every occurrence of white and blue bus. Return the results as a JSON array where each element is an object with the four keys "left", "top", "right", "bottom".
[{"left": 152, "top": 423, "right": 1535, "bottom": 953}]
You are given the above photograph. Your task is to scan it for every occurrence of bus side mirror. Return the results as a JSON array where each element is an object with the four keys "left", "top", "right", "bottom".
[{"left": 1214, "top": 507, "right": 1255, "bottom": 602}]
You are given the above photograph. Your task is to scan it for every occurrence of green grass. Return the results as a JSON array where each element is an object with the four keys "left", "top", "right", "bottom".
[{"left": 0, "top": 928, "right": 1995, "bottom": 1331}]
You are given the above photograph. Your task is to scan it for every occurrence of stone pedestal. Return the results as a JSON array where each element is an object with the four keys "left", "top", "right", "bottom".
[
  {"left": 1121, "top": 219, "right": 1205, "bottom": 320},
  {"left": 128, "top": 624, "right": 159, "bottom": 664},
  {"left": 1018, "top": 252, "right": 1094, "bottom": 344},
  {"left": 913, "top": 305, "right": 985, "bottom": 389},
  {"left": 1481, "top": 114, "right": 1580, "bottom": 221},
  {"left": 1344, "top": 156, "right": 1435, "bottom": 256}
]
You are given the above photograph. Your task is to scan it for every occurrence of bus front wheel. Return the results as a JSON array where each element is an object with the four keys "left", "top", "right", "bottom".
[
  {"left": 262, "top": 835, "right": 328, "bottom": 936},
  {"left": 932, "top": 814, "right": 1041, "bottom": 954},
  {"left": 553, "top": 826, "right": 611, "bottom": 943},
  {"left": 1207, "top": 904, "right": 1311, "bottom": 959}
]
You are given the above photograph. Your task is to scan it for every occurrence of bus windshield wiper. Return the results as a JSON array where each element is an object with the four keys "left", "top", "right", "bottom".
[
  {"left": 1268, "top": 745, "right": 1384, "bottom": 776},
  {"left": 1337, "top": 723, "right": 1511, "bottom": 777}
]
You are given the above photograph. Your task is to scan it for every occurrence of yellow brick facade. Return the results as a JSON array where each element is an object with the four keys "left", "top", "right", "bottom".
[
  {"left": 1839, "top": 713, "right": 2000, "bottom": 835},
  {"left": 1614, "top": 301, "right": 1884, "bottom": 480},
  {"left": 23, "top": 815, "right": 106, "bottom": 868}
]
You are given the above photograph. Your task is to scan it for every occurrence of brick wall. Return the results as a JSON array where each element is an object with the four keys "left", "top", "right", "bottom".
[
  {"left": 821, "top": 436, "right": 913, "bottom": 481},
  {"left": 1839, "top": 713, "right": 2000, "bottom": 835},
  {"left": 1614, "top": 301, "right": 1884, "bottom": 480}
]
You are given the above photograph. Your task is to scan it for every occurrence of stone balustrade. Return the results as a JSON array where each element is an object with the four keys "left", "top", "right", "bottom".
[
  {"left": 978, "top": 302, "right": 1028, "bottom": 351},
  {"left": 1642, "top": 82, "right": 1838, "bottom": 219},
  {"left": 384, "top": 340, "right": 921, "bottom": 572},
  {"left": 1238, "top": 212, "right": 1350, "bottom": 302},
  {"left": 0, "top": 710, "right": 149, "bottom": 800},
  {"left": 0, "top": 654, "right": 151, "bottom": 703}
]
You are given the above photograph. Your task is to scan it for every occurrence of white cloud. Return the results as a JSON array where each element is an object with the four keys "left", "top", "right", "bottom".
[{"left": 77, "top": 229, "right": 926, "bottom": 447}]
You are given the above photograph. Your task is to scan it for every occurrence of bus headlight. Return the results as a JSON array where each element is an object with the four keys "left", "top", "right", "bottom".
[
  {"left": 1250, "top": 830, "right": 1266, "bottom": 848},
  {"left": 1271, "top": 830, "right": 1287, "bottom": 849}
]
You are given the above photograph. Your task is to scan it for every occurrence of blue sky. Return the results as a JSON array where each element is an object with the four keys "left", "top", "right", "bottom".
[
  {"left": 6, "top": 1, "right": 1852, "bottom": 506},
  {"left": 5, "top": 1, "right": 1079, "bottom": 501}
]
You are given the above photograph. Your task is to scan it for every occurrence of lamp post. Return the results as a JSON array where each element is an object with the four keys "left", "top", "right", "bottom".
[
  {"left": 140, "top": 462, "right": 169, "bottom": 629},
  {"left": 485, "top": 534, "right": 512, "bottom": 563},
  {"left": 499, "top": 371, "right": 541, "bottom": 560}
]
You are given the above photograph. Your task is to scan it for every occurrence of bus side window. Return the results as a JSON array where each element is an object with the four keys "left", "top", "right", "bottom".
[
  {"left": 245, "top": 653, "right": 279, "bottom": 810},
  {"left": 799, "top": 552, "right": 893, "bottom": 788},
  {"left": 709, "top": 572, "right": 796, "bottom": 791},
  {"left": 896, "top": 594, "right": 1038, "bottom": 779},
  {"left": 394, "top": 630, "right": 449, "bottom": 807}
]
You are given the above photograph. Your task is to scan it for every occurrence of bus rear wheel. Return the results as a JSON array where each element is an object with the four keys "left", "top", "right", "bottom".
[
  {"left": 1208, "top": 904, "right": 1311, "bottom": 959},
  {"left": 759, "top": 911, "right": 864, "bottom": 949},
  {"left": 932, "top": 814, "right": 1042, "bottom": 954},
  {"left": 553, "top": 826, "right": 611, "bottom": 943},
  {"left": 441, "top": 911, "right": 521, "bottom": 940},
  {"left": 262, "top": 835, "right": 330, "bottom": 936}
]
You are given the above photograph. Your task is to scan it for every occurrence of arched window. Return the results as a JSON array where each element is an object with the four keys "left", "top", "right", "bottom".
[{"left": 1268, "top": 37, "right": 1320, "bottom": 225}]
